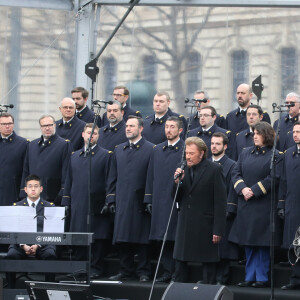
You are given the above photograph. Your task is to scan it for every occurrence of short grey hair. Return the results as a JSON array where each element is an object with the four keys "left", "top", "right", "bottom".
[
  {"left": 107, "top": 100, "right": 123, "bottom": 111},
  {"left": 194, "top": 90, "right": 209, "bottom": 99},
  {"left": 286, "top": 92, "right": 300, "bottom": 102}
]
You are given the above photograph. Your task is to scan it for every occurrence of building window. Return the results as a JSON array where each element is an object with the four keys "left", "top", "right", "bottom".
[
  {"left": 141, "top": 55, "right": 157, "bottom": 87},
  {"left": 186, "top": 51, "right": 201, "bottom": 99},
  {"left": 232, "top": 50, "right": 249, "bottom": 104},
  {"left": 281, "top": 47, "right": 298, "bottom": 100},
  {"left": 103, "top": 57, "right": 117, "bottom": 99}
]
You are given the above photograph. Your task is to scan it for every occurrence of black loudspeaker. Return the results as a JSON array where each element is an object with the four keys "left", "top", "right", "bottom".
[{"left": 161, "top": 282, "right": 233, "bottom": 300}]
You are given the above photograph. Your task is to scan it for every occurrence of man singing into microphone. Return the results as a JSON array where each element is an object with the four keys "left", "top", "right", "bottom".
[{"left": 173, "top": 137, "right": 227, "bottom": 284}]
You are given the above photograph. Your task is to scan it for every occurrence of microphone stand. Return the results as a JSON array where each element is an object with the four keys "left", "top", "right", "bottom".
[
  {"left": 148, "top": 99, "right": 196, "bottom": 300},
  {"left": 269, "top": 103, "right": 288, "bottom": 300},
  {"left": 85, "top": 102, "right": 105, "bottom": 284},
  {"left": 85, "top": 0, "right": 140, "bottom": 104}
]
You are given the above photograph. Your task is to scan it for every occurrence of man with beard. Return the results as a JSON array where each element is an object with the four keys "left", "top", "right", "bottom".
[
  {"left": 62, "top": 123, "right": 112, "bottom": 279},
  {"left": 233, "top": 104, "right": 263, "bottom": 160},
  {"left": 226, "top": 84, "right": 270, "bottom": 138},
  {"left": 173, "top": 137, "right": 227, "bottom": 284},
  {"left": 211, "top": 132, "right": 239, "bottom": 284},
  {"left": 144, "top": 116, "right": 184, "bottom": 282},
  {"left": 20, "top": 115, "right": 72, "bottom": 205},
  {"left": 72, "top": 87, "right": 102, "bottom": 127},
  {"left": 101, "top": 85, "right": 142, "bottom": 126},
  {"left": 56, "top": 97, "right": 86, "bottom": 151},
  {"left": 97, "top": 101, "right": 127, "bottom": 151},
  {"left": 279, "top": 121, "right": 300, "bottom": 290},
  {"left": 107, "top": 116, "right": 154, "bottom": 282}
]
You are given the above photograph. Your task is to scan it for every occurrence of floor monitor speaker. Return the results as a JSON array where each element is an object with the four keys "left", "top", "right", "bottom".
[{"left": 161, "top": 282, "right": 233, "bottom": 300}]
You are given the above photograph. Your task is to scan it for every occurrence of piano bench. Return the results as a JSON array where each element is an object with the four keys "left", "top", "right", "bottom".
[{"left": 0, "top": 259, "right": 88, "bottom": 274}]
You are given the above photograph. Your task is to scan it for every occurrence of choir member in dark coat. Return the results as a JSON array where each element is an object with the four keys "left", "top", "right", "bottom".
[
  {"left": 273, "top": 92, "right": 300, "bottom": 151},
  {"left": 101, "top": 85, "right": 142, "bottom": 126},
  {"left": 226, "top": 84, "right": 270, "bottom": 137},
  {"left": 210, "top": 132, "right": 239, "bottom": 284},
  {"left": 144, "top": 116, "right": 184, "bottom": 283},
  {"left": 284, "top": 131, "right": 295, "bottom": 149},
  {"left": 188, "top": 90, "right": 226, "bottom": 130},
  {"left": 97, "top": 101, "right": 127, "bottom": 151},
  {"left": 173, "top": 137, "right": 227, "bottom": 284},
  {"left": 107, "top": 116, "right": 154, "bottom": 282},
  {"left": 143, "top": 92, "right": 187, "bottom": 144},
  {"left": 62, "top": 123, "right": 112, "bottom": 279},
  {"left": 6, "top": 174, "right": 56, "bottom": 288},
  {"left": 56, "top": 97, "right": 85, "bottom": 151},
  {"left": 229, "top": 122, "right": 282, "bottom": 288},
  {"left": 233, "top": 104, "right": 263, "bottom": 160},
  {"left": 278, "top": 121, "right": 300, "bottom": 290},
  {"left": 0, "top": 113, "right": 28, "bottom": 205},
  {"left": 20, "top": 115, "right": 72, "bottom": 205},
  {"left": 187, "top": 106, "right": 232, "bottom": 158},
  {"left": 72, "top": 86, "right": 102, "bottom": 127}
]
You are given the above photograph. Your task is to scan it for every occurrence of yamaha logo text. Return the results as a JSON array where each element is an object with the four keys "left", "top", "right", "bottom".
[{"left": 36, "top": 236, "right": 62, "bottom": 243}]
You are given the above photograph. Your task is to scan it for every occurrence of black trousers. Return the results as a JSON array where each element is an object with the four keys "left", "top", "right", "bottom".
[
  {"left": 153, "top": 241, "right": 175, "bottom": 277},
  {"left": 73, "top": 239, "right": 110, "bottom": 275},
  {"left": 6, "top": 244, "right": 56, "bottom": 288},
  {"left": 119, "top": 242, "right": 151, "bottom": 277},
  {"left": 216, "top": 259, "right": 230, "bottom": 283},
  {"left": 174, "top": 260, "right": 217, "bottom": 284},
  {"left": 91, "top": 239, "right": 111, "bottom": 274}
]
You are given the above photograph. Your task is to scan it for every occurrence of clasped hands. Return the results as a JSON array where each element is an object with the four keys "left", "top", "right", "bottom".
[
  {"left": 241, "top": 187, "right": 254, "bottom": 201},
  {"left": 22, "top": 244, "right": 39, "bottom": 256}
]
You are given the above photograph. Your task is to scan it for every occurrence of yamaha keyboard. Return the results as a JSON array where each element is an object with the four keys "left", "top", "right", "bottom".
[{"left": 0, "top": 232, "right": 93, "bottom": 245}]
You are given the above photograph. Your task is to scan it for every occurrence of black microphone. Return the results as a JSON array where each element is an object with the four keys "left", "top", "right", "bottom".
[
  {"left": 0, "top": 104, "right": 14, "bottom": 108},
  {"left": 272, "top": 103, "right": 277, "bottom": 109},
  {"left": 192, "top": 98, "right": 208, "bottom": 103},
  {"left": 277, "top": 103, "right": 295, "bottom": 108},
  {"left": 284, "top": 103, "right": 295, "bottom": 108},
  {"left": 174, "top": 161, "right": 187, "bottom": 180},
  {"left": 92, "top": 100, "right": 114, "bottom": 105}
]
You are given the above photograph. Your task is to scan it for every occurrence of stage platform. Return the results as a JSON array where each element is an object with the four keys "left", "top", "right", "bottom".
[{"left": 1, "top": 258, "right": 300, "bottom": 300}]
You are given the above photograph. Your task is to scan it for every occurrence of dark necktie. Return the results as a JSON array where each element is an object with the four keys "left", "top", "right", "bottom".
[
  {"left": 32, "top": 203, "right": 35, "bottom": 208},
  {"left": 129, "top": 143, "right": 134, "bottom": 149},
  {"left": 168, "top": 145, "right": 175, "bottom": 150}
]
